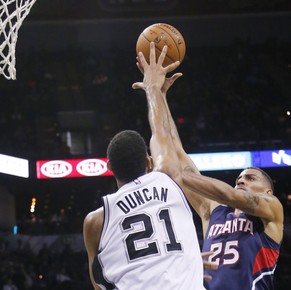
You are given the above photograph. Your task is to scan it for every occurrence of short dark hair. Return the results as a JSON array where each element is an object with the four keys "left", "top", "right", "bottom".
[
  {"left": 247, "top": 166, "right": 274, "bottom": 192},
  {"left": 107, "top": 130, "right": 147, "bottom": 183}
]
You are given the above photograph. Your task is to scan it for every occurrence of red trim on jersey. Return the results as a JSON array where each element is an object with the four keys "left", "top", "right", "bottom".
[{"left": 252, "top": 247, "right": 279, "bottom": 274}]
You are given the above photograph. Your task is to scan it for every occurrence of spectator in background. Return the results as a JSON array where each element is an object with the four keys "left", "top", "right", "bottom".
[{"left": 2, "top": 279, "right": 18, "bottom": 290}]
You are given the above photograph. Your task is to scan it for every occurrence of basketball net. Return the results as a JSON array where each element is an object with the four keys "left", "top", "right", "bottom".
[{"left": 0, "top": 0, "right": 37, "bottom": 80}]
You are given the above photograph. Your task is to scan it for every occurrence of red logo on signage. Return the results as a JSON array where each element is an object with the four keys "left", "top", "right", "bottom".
[
  {"left": 36, "top": 158, "right": 113, "bottom": 179},
  {"left": 40, "top": 160, "right": 73, "bottom": 178},
  {"left": 76, "top": 159, "right": 108, "bottom": 176}
]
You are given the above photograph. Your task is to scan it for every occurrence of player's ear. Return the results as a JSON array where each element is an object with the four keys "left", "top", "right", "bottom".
[
  {"left": 107, "top": 161, "right": 112, "bottom": 171},
  {"left": 266, "top": 188, "right": 273, "bottom": 195},
  {"left": 146, "top": 154, "right": 153, "bottom": 172}
]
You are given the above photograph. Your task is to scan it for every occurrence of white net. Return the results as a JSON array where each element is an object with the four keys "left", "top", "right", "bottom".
[{"left": 0, "top": 0, "right": 37, "bottom": 80}]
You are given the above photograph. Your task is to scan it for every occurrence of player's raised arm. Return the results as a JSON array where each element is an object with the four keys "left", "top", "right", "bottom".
[
  {"left": 182, "top": 169, "right": 284, "bottom": 243},
  {"left": 133, "top": 42, "right": 182, "bottom": 183},
  {"left": 134, "top": 43, "right": 212, "bottom": 230},
  {"left": 160, "top": 73, "right": 212, "bottom": 228},
  {"left": 133, "top": 41, "right": 218, "bottom": 282}
]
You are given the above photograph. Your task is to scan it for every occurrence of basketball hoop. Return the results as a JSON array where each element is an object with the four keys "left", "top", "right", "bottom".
[{"left": 0, "top": 0, "right": 38, "bottom": 80}]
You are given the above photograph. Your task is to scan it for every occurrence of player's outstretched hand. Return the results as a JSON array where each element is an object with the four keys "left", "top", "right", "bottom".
[{"left": 132, "top": 42, "right": 181, "bottom": 92}]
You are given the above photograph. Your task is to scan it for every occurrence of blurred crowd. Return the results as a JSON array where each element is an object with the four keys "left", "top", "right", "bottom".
[
  {"left": 0, "top": 238, "right": 91, "bottom": 290},
  {"left": 0, "top": 39, "right": 290, "bottom": 159},
  {"left": 0, "top": 207, "right": 290, "bottom": 289}
]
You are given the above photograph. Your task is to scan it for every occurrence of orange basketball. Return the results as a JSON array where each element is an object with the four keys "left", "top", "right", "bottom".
[{"left": 136, "top": 23, "right": 186, "bottom": 70}]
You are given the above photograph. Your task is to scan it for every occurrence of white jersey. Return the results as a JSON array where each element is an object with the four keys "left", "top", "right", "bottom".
[{"left": 96, "top": 171, "right": 204, "bottom": 290}]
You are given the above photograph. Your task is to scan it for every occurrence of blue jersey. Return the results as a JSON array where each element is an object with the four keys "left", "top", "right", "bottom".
[{"left": 203, "top": 205, "right": 280, "bottom": 290}]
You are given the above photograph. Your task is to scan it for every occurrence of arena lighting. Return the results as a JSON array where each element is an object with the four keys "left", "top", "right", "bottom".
[
  {"left": 13, "top": 225, "right": 18, "bottom": 235},
  {"left": 189, "top": 149, "right": 291, "bottom": 171},
  {"left": 189, "top": 151, "right": 252, "bottom": 171},
  {"left": 36, "top": 149, "right": 291, "bottom": 179},
  {"left": 0, "top": 154, "right": 29, "bottom": 178}
]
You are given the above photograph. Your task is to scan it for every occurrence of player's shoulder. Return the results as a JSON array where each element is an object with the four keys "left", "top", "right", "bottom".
[
  {"left": 151, "top": 170, "right": 184, "bottom": 187},
  {"left": 153, "top": 159, "right": 181, "bottom": 184},
  {"left": 144, "top": 170, "right": 171, "bottom": 181},
  {"left": 150, "top": 170, "right": 168, "bottom": 177},
  {"left": 84, "top": 207, "right": 104, "bottom": 232}
]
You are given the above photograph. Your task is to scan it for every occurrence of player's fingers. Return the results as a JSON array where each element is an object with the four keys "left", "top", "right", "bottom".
[
  {"left": 169, "top": 72, "right": 183, "bottom": 83},
  {"left": 136, "top": 62, "right": 144, "bottom": 75},
  {"left": 203, "top": 275, "right": 213, "bottom": 282},
  {"left": 201, "top": 251, "right": 214, "bottom": 258},
  {"left": 138, "top": 51, "right": 148, "bottom": 68},
  {"left": 203, "top": 260, "right": 218, "bottom": 271},
  {"left": 149, "top": 42, "right": 156, "bottom": 64},
  {"left": 132, "top": 82, "right": 144, "bottom": 90},
  {"left": 162, "top": 73, "right": 183, "bottom": 93},
  {"left": 158, "top": 45, "right": 167, "bottom": 66},
  {"left": 136, "top": 56, "right": 144, "bottom": 71},
  {"left": 165, "top": 60, "right": 180, "bottom": 72}
]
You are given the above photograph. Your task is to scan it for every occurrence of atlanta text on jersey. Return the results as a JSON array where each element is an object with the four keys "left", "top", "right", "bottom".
[{"left": 207, "top": 217, "right": 254, "bottom": 239}]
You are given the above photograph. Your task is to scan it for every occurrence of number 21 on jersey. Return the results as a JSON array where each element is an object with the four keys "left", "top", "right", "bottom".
[{"left": 121, "top": 208, "right": 182, "bottom": 261}]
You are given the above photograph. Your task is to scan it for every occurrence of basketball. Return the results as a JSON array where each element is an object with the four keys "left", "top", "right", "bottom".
[{"left": 136, "top": 23, "right": 186, "bottom": 69}]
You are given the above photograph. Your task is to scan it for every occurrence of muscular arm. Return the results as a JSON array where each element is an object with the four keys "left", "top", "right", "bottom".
[
  {"left": 83, "top": 208, "right": 104, "bottom": 290},
  {"left": 133, "top": 44, "right": 212, "bottom": 228},
  {"left": 160, "top": 84, "right": 212, "bottom": 230},
  {"left": 134, "top": 43, "right": 219, "bottom": 275},
  {"left": 182, "top": 171, "right": 284, "bottom": 243},
  {"left": 135, "top": 43, "right": 183, "bottom": 185}
]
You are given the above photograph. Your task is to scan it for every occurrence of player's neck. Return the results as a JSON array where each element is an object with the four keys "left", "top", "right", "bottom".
[{"left": 116, "top": 179, "right": 126, "bottom": 189}]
